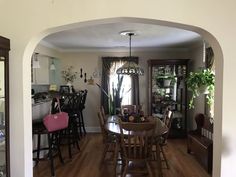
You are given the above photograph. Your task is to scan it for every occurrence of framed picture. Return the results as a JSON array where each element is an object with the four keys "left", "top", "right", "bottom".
[{"left": 59, "top": 85, "right": 70, "bottom": 93}]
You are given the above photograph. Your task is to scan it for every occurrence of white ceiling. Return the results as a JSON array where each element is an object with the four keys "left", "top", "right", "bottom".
[{"left": 42, "top": 22, "right": 202, "bottom": 52}]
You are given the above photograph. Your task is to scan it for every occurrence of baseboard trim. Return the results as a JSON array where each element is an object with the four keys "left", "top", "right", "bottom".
[{"left": 85, "top": 126, "right": 101, "bottom": 133}]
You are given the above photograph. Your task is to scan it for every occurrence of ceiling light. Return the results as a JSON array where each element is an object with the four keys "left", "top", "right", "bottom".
[
  {"left": 32, "top": 53, "right": 40, "bottom": 69},
  {"left": 116, "top": 31, "right": 144, "bottom": 75},
  {"left": 50, "top": 58, "right": 56, "bottom": 70}
]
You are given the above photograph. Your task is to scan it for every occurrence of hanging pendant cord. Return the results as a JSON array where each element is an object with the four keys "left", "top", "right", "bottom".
[
  {"left": 128, "top": 33, "right": 133, "bottom": 69},
  {"left": 129, "top": 33, "right": 132, "bottom": 59}
]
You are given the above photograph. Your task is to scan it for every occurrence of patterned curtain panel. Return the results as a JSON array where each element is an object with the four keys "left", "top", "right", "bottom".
[{"left": 101, "top": 57, "right": 139, "bottom": 114}]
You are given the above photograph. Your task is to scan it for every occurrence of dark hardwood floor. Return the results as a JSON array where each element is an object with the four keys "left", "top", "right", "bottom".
[{"left": 33, "top": 134, "right": 211, "bottom": 177}]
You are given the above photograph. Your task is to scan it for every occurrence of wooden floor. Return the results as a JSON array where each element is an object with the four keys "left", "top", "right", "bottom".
[{"left": 33, "top": 134, "right": 211, "bottom": 177}]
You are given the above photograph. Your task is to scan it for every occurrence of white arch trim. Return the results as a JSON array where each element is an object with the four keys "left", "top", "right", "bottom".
[{"left": 23, "top": 17, "right": 223, "bottom": 177}]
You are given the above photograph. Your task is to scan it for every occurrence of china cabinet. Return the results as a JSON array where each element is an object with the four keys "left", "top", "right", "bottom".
[
  {"left": 148, "top": 59, "right": 189, "bottom": 138},
  {"left": 0, "top": 36, "right": 10, "bottom": 177}
]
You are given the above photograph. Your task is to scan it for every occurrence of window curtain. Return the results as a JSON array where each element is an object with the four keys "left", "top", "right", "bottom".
[
  {"left": 101, "top": 57, "right": 139, "bottom": 114},
  {"left": 205, "top": 47, "right": 214, "bottom": 69}
]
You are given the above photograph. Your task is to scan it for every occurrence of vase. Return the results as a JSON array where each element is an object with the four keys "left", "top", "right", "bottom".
[
  {"left": 164, "top": 79, "right": 172, "bottom": 87},
  {"left": 198, "top": 85, "right": 209, "bottom": 94},
  {"left": 66, "top": 82, "right": 72, "bottom": 93}
]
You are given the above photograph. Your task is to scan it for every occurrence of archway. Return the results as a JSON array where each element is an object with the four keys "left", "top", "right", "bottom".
[{"left": 23, "top": 17, "right": 223, "bottom": 177}]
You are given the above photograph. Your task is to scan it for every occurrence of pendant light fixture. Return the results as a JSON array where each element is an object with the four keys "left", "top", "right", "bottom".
[
  {"left": 50, "top": 58, "right": 56, "bottom": 70},
  {"left": 32, "top": 53, "right": 40, "bottom": 69},
  {"left": 116, "top": 31, "right": 144, "bottom": 75}
]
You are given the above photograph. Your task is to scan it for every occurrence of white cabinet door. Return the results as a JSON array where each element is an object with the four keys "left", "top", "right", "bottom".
[{"left": 34, "top": 56, "right": 49, "bottom": 84}]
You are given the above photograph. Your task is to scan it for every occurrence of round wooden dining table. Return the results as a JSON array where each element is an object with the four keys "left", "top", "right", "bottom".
[
  {"left": 105, "top": 115, "right": 168, "bottom": 136},
  {"left": 105, "top": 115, "right": 168, "bottom": 177}
]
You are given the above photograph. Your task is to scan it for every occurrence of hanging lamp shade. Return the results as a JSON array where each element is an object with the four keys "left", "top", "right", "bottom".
[
  {"left": 32, "top": 53, "right": 40, "bottom": 69},
  {"left": 50, "top": 58, "right": 56, "bottom": 70},
  {"left": 116, "top": 61, "right": 144, "bottom": 75},
  {"left": 116, "top": 31, "right": 144, "bottom": 76}
]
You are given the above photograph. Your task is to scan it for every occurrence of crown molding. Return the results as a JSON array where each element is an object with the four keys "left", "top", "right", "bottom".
[
  {"left": 59, "top": 47, "right": 190, "bottom": 53},
  {"left": 40, "top": 40, "right": 193, "bottom": 53}
]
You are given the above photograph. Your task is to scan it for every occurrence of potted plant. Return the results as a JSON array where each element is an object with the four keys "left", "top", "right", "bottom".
[
  {"left": 186, "top": 68, "right": 215, "bottom": 109},
  {"left": 61, "top": 66, "right": 78, "bottom": 85},
  {"left": 109, "top": 75, "right": 124, "bottom": 115},
  {"left": 156, "top": 74, "right": 176, "bottom": 87}
]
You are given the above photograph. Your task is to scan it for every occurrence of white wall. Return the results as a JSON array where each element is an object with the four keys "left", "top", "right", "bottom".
[
  {"left": 0, "top": 1, "right": 233, "bottom": 176},
  {"left": 45, "top": 45, "right": 205, "bottom": 131}
]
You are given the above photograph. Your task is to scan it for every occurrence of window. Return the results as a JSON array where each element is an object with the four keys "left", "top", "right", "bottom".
[
  {"left": 109, "top": 60, "right": 132, "bottom": 105},
  {"left": 101, "top": 57, "right": 139, "bottom": 114}
]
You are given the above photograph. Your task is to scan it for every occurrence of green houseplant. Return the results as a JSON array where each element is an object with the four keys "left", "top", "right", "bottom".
[
  {"left": 109, "top": 75, "right": 124, "bottom": 115},
  {"left": 61, "top": 66, "right": 77, "bottom": 84},
  {"left": 186, "top": 68, "right": 215, "bottom": 109}
]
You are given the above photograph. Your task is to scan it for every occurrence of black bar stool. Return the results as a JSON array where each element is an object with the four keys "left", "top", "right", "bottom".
[
  {"left": 32, "top": 120, "right": 64, "bottom": 177},
  {"left": 77, "top": 90, "right": 87, "bottom": 136},
  {"left": 59, "top": 94, "right": 80, "bottom": 158}
]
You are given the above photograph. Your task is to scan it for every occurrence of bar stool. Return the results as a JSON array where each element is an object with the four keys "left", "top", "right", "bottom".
[
  {"left": 58, "top": 94, "right": 80, "bottom": 158},
  {"left": 32, "top": 120, "right": 64, "bottom": 177},
  {"left": 77, "top": 90, "right": 87, "bottom": 136}
]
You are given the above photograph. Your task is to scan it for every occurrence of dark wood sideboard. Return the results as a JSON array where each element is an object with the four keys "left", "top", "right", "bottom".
[{"left": 187, "top": 114, "right": 213, "bottom": 173}]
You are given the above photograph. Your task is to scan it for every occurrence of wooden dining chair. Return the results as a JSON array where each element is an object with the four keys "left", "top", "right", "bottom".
[
  {"left": 97, "top": 111, "right": 116, "bottom": 164},
  {"left": 119, "top": 120, "right": 157, "bottom": 177},
  {"left": 159, "top": 109, "right": 173, "bottom": 169},
  {"left": 101, "top": 106, "right": 109, "bottom": 123}
]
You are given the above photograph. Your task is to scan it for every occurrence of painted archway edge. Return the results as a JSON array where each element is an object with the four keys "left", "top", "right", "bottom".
[{"left": 23, "top": 17, "right": 223, "bottom": 177}]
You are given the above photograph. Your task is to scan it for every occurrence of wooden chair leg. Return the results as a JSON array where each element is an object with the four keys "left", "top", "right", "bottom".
[
  {"left": 122, "top": 161, "right": 128, "bottom": 177},
  {"left": 101, "top": 143, "right": 109, "bottom": 163},
  {"left": 146, "top": 161, "right": 153, "bottom": 177},
  {"left": 160, "top": 145, "right": 169, "bottom": 169},
  {"left": 156, "top": 144, "right": 163, "bottom": 177}
]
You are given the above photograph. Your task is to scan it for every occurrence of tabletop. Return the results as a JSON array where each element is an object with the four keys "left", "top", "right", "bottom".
[{"left": 105, "top": 115, "right": 168, "bottom": 136}]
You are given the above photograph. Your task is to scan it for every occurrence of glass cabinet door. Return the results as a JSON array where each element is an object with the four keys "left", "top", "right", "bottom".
[
  {"left": 151, "top": 64, "right": 186, "bottom": 112},
  {"left": 0, "top": 60, "right": 5, "bottom": 177},
  {"left": 0, "top": 36, "right": 10, "bottom": 177},
  {"left": 148, "top": 59, "right": 188, "bottom": 138}
]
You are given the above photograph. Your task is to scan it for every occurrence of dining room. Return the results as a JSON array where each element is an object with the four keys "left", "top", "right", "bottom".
[{"left": 31, "top": 21, "right": 214, "bottom": 177}]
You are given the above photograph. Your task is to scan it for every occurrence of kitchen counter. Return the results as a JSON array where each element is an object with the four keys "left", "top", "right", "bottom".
[
  {"left": 32, "top": 99, "right": 51, "bottom": 120},
  {"left": 32, "top": 98, "right": 51, "bottom": 107}
]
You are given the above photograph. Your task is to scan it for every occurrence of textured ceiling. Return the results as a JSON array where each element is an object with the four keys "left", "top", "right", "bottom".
[{"left": 42, "top": 22, "right": 202, "bottom": 51}]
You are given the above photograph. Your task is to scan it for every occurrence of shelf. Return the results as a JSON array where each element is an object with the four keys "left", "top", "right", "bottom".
[{"left": 148, "top": 59, "right": 189, "bottom": 138}]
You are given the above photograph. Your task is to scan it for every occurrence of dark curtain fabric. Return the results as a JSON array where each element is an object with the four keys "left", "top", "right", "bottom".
[
  {"left": 131, "top": 74, "right": 140, "bottom": 106},
  {"left": 100, "top": 56, "right": 139, "bottom": 114},
  {"left": 130, "top": 58, "right": 140, "bottom": 106},
  {"left": 205, "top": 47, "right": 214, "bottom": 69}
]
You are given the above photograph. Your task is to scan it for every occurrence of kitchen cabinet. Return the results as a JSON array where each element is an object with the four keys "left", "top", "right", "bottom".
[
  {"left": 148, "top": 59, "right": 189, "bottom": 138},
  {"left": 33, "top": 55, "right": 49, "bottom": 84},
  {"left": 49, "top": 58, "right": 61, "bottom": 87},
  {"left": 32, "top": 56, "right": 61, "bottom": 87}
]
